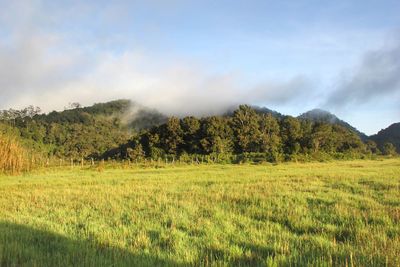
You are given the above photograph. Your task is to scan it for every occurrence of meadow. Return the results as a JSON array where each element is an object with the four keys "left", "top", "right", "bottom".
[{"left": 0, "top": 159, "right": 399, "bottom": 266}]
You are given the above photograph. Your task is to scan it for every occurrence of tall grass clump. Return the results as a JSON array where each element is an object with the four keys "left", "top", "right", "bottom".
[{"left": 0, "top": 133, "right": 27, "bottom": 174}]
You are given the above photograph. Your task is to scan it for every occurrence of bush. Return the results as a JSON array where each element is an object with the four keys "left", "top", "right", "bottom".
[{"left": 383, "top": 143, "right": 397, "bottom": 156}]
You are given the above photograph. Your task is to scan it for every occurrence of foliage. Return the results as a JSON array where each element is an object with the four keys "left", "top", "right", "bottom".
[
  {"left": 299, "top": 108, "right": 368, "bottom": 140},
  {"left": 371, "top": 122, "right": 400, "bottom": 153},
  {"left": 231, "top": 105, "right": 261, "bottom": 152},
  {"left": 0, "top": 101, "right": 131, "bottom": 159},
  {"left": 114, "top": 105, "right": 370, "bottom": 163},
  {"left": 383, "top": 142, "right": 397, "bottom": 156},
  {"left": 200, "top": 116, "right": 234, "bottom": 155},
  {"left": 0, "top": 101, "right": 392, "bottom": 163}
]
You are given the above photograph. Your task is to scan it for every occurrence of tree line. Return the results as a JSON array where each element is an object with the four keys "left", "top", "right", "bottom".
[
  {"left": 0, "top": 102, "right": 397, "bottom": 165},
  {"left": 0, "top": 102, "right": 129, "bottom": 159},
  {"left": 106, "top": 105, "right": 396, "bottom": 163}
]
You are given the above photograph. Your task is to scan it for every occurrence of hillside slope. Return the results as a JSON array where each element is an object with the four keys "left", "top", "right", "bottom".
[
  {"left": 34, "top": 99, "right": 166, "bottom": 130},
  {"left": 370, "top": 123, "right": 400, "bottom": 153},
  {"left": 298, "top": 109, "right": 368, "bottom": 140}
]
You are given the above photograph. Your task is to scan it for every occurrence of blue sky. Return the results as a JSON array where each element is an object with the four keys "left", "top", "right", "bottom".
[{"left": 0, "top": 0, "right": 399, "bottom": 134}]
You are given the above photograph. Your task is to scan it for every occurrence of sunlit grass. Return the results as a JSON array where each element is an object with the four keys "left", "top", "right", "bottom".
[{"left": 0, "top": 159, "right": 399, "bottom": 266}]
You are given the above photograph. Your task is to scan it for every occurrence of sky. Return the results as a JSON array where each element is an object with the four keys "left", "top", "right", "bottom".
[{"left": 0, "top": 0, "right": 399, "bottom": 135}]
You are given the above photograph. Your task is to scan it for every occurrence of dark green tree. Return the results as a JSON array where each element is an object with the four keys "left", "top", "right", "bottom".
[
  {"left": 160, "top": 117, "right": 183, "bottom": 155},
  {"left": 181, "top": 116, "right": 201, "bottom": 154},
  {"left": 126, "top": 141, "right": 145, "bottom": 161},
  {"left": 310, "top": 123, "right": 334, "bottom": 153},
  {"left": 366, "top": 140, "right": 380, "bottom": 154},
  {"left": 200, "top": 116, "right": 233, "bottom": 154},
  {"left": 280, "top": 116, "right": 302, "bottom": 156},
  {"left": 258, "top": 114, "right": 281, "bottom": 160},
  {"left": 383, "top": 142, "right": 396, "bottom": 156},
  {"left": 231, "top": 105, "right": 260, "bottom": 153}
]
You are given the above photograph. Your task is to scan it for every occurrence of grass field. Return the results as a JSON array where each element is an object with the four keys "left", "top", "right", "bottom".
[{"left": 0, "top": 159, "right": 399, "bottom": 266}]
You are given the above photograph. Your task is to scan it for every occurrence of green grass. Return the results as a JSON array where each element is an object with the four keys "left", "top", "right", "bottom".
[{"left": 0, "top": 159, "right": 399, "bottom": 266}]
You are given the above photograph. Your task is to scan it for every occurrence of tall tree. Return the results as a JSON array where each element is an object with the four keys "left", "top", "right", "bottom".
[
  {"left": 258, "top": 114, "right": 281, "bottom": 159},
  {"left": 310, "top": 123, "right": 334, "bottom": 153},
  {"left": 200, "top": 116, "right": 233, "bottom": 154},
  {"left": 126, "top": 137, "right": 145, "bottom": 161},
  {"left": 181, "top": 116, "right": 201, "bottom": 154},
  {"left": 383, "top": 142, "right": 396, "bottom": 156},
  {"left": 280, "top": 116, "right": 302, "bottom": 156},
  {"left": 231, "top": 105, "right": 260, "bottom": 153},
  {"left": 160, "top": 117, "right": 183, "bottom": 155},
  {"left": 366, "top": 140, "right": 380, "bottom": 154}
]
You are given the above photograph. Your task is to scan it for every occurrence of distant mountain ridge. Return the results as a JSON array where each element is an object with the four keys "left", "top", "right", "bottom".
[
  {"left": 2, "top": 99, "right": 399, "bottom": 159},
  {"left": 34, "top": 101, "right": 388, "bottom": 142},
  {"left": 4, "top": 99, "right": 397, "bottom": 147},
  {"left": 223, "top": 105, "right": 283, "bottom": 118},
  {"left": 216, "top": 105, "right": 373, "bottom": 142},
  {"left": 298, "top": 109, "right": 368, "bottom": 140},
  {"left": 34, "top": 99, "right": 167, "bottom": 130},
  {"left": 252, "top": 106, "right": 284, "bottom": 118},
  {"left": 370, "top": 123, "right": 400, "bottom": 153}
]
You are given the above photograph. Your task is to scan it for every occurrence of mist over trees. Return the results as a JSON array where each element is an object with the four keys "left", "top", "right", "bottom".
[
  {"left": 0, "top": 100, "right": 397, "bottom": 164},
  {"left": 101, "top": 103, "right": 387, "bottom": 162}
]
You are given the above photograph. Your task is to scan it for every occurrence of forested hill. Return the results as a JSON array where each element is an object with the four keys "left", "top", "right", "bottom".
[
  {"left": 102, "top": 105, "right": 386, "bottom": 162},
  {"left": 370, "top": 123, "right": 400, "bottom": 153},
  {"left": 0, "top": 100, "right": 398, "bottom": 162},
  {"left": 224, "top": 105, "right": 284, "bottom": 118},
  {"left": 298, "top": 109, "right": 368, "bottom": 140},
  {"left": 33, "top": 99, "right": 167, "bottom": 129},
  {"left": 36, "top": 99, "right": 131, "bottom": 123},
  {"left": 0, "top": 100, "right": 166, "bottom": 159}
]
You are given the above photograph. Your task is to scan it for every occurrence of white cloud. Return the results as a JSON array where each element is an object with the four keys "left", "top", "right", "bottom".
[
  {"left": 5, "top": 48, "right": 311, "bottom": 116},
  {"left": 0, "top": 1, "right": 314, "bottom": 115},
  {"left": 2, "top": 0, "right": 397, "bottom": 138},
  {"left": 326, "top": 33, "right": 400, "bottom": 108}
]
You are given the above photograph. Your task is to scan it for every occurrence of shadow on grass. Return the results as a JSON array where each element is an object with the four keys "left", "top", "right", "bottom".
[
  {"left": 0, "top": 221, "right": 185, "bottom": 267},
  {"left": 231, "top": 243, "right": 275, "bottom": 266}
]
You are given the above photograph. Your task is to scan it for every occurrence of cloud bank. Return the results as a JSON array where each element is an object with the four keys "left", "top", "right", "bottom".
[
  {"left": 0, "top": 41, "right": 312, "bottom": 116},
  {"left": 326, "top": 35, "right": 400, "bottom": 108},
  {"left": 0, "top": 0, "right": 399, "bottom": 133},
  {"left": 0, "top": 1, "right": 314, "bottom": 116}
]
